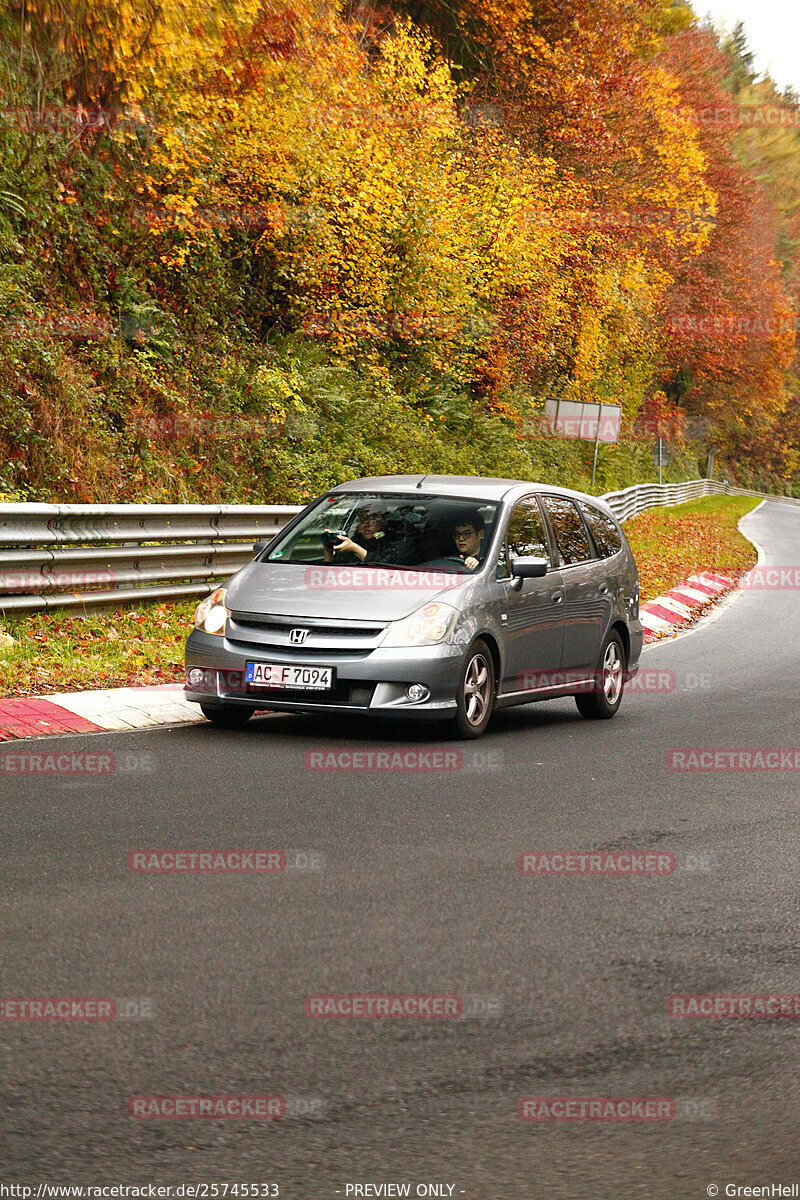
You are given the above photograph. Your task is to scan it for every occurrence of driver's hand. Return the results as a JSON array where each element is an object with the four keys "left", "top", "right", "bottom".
[
  {"left": 464, "top": 556, "right": 479, "bottom": 570},
  {"left": 334, "top": 536, "right": 367, "bottom": 561}
]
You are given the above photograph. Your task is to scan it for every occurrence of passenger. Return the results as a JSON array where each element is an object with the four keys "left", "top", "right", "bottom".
[{"left": 451, "top": 510, "right": 486, "bottom": 571}]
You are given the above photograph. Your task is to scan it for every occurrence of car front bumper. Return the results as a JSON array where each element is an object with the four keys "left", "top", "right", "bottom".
[{"left": 183, "top": 629, "right": 464, "bottom": 719}]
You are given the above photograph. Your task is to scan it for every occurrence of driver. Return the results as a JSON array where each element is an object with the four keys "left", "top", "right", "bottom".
[
  {"left": 451, "top": 510, "right": 485, "bottom": 571},
  {"left": 324, "top": 501, "right": 396, "bottom": 564}
]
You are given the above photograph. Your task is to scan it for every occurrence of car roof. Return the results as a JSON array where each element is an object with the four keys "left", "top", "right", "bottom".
[{"left": 327, "top": 474, "right": 616, "bottom": 514}]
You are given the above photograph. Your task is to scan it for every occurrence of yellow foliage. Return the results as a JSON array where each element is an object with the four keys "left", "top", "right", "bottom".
[{"left": 35, "top": 0, "right": 722, "bottom": 414}]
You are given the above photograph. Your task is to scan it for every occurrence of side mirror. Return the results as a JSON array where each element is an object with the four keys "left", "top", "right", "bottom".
[
  {"left": 510, "top": 556, "right": 548, "bottom": 589},
  {"left": 253, "top": 540, "right": 269, "bottom": 556}
]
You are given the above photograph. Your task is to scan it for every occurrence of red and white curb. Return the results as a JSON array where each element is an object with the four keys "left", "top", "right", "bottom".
[
  {"left": 0, "top": 684, "right": 204, "bottom": 742},
  {"left": 640, "top": 572, "right": 735, "bottom": 641},
  {"left": 0, "top": 569, "right": 743, "bottom": 741}
]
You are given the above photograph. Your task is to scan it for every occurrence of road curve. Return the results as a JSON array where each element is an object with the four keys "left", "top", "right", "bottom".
[{"left": 2, "top": 498, "right": 800, "bottom": 1197}]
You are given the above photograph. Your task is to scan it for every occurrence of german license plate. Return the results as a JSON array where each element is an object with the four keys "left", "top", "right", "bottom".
[{"left": 245, "top": 662, "right": 335, "bottom": 690}]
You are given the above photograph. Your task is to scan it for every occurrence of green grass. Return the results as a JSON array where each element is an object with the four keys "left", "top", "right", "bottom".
[
  {"left": 0, "top": 601, "right": 193, "bottom": 698},
  {"left": 0, "top": 494, "right": 763, "bottom": 698},
  {"left": 624, "top": 495, "right": 761, "bottom": 603}
]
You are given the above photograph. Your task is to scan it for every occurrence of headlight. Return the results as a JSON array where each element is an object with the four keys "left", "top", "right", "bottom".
[
  {"left": 194, "top": 587, "right": 230, "bottom": 636},
  {"left": 378, "top": 602, "right": 459, "bottom": 648}
]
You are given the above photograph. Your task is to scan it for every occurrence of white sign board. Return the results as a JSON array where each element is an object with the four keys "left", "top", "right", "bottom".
[{"left": 544, "top": 400, "right": 622, "bottom": 444}]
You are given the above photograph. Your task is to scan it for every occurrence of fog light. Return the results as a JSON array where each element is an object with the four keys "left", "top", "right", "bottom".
[
  {"left": 187, "top": 668, "right": 206, "bottom": 688},
  {"left": 406, "top": 683, "right": 430, "bottom": 702}
]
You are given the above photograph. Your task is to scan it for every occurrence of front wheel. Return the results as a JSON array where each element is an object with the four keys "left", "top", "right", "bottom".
[
  {"left": 199, "top": 701, "right": 253, "bottom": 729},
  {"left": 451, "top": 639, "right": 496, "bottom": 739},
  {"left": 574, "top": 631, "right": 625, "bottom": 720}
]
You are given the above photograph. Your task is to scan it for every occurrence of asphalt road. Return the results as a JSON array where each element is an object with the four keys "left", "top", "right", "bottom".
[{"left": 2, "top": 498, "right": 800, "bottom": 1198}]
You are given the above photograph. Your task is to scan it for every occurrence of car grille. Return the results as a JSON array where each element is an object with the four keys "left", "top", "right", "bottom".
[
  {"left": 233, "top": 612, "right": 385, "bottom": 637},
  {"left": 227, "top": 612, "right": 386, "bottom": 656}
]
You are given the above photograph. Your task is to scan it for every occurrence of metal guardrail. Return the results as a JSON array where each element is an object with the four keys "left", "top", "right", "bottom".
[
  {"left": 602, "top": 479, "right": 800, "bottom": 523},
  {"left": 0, "top": 481, "right": 795, "bottom": 613},
  {"left": 600, "top": 478, "right": 726, "bottom": 523},
  {"left": 0, "top": 503, "right": 302, "bottom": 613},
  {"left": 719, "top": 484, "right": 800, "bottom": 507}
]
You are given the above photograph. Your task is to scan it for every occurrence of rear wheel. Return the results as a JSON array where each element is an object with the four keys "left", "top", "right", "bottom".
[
  {"left": 574, "top": 631, "right": 625, "bottom": 720},
  {"left": 199, "top": 701, "right": 253, "bottom": 729},
  {"left": 451, "top": 639, "right": 495, "bottom": 739}
]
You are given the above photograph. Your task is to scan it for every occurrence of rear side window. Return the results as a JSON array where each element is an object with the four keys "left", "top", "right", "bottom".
[
  {"left": 499, "top": 497, "right": 550, "bottom": 578},
  {"left": 541, "top": 496, "right": 593, "bottom": 565},
  {"left": 579, "top": 502, "right": 623, "bottom": 558}
]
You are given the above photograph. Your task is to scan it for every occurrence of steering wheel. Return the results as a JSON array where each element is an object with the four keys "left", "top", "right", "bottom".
[{"left": 418, "top": 556, "right": 474, "bottom": 571}]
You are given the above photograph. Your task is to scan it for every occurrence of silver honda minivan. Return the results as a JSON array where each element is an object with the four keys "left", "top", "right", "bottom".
[{"left": 184, "top": 475, "right": 643, "bottom": 738}]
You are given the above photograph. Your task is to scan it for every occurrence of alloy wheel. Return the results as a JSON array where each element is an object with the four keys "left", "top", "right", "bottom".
[
  {"left": 602, "top": 640, "right": 623, "bottom": 705},
  {"left": 464, "top": 652, "right": 491, "bottom": 726}
]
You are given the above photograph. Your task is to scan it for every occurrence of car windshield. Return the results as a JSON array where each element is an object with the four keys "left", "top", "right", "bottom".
[{"left": 264, "top": 492, "right": 500, "bottom": 575}]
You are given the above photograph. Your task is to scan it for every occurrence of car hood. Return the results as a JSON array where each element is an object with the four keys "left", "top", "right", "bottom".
[{"left": 225, "top": 562, "right": 472, "bottom": 623}]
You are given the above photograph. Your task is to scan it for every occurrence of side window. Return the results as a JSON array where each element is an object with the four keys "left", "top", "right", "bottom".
[
  {"left": 498, "top": 498, "right": 550, "bottom": 578},
  {"left": 541, "top": 496, "right": 594, "bottom": 565},
  {"left": 579, "top": 502, "right": 623, "bottom": 558}
]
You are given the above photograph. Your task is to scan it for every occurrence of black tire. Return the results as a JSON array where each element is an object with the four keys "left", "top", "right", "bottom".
[
  {"left": 199, "top": 701, "right": 253, "bottom": 729},
  {"left": 574, "top": 630, "right": 626, "bottom": 720},
  {"left": 451, "top": 638, "right": 496, "bottom": 739}
]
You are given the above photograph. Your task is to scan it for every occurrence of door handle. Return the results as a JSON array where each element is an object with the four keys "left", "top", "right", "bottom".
[{"left": 551, "top": 591, "right": 564, "bottom": 604}]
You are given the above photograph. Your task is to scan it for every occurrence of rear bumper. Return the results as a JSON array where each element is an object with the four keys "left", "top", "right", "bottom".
[{"left": 183, "top": 629, "right": 462, "bottom": 718}]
